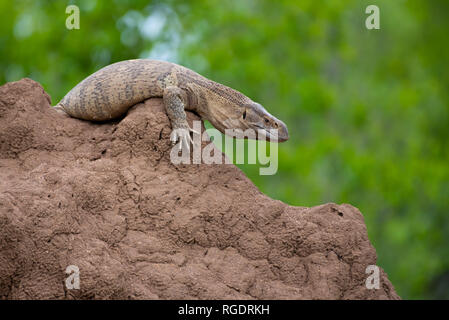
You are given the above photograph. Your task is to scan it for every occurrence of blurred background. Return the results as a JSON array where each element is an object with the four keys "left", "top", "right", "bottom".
[{"left": 1, "top": 0, "right": 448, "bottom": 299}]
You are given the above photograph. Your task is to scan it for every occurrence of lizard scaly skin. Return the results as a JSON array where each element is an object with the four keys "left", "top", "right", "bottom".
[{"left": 54, "top": 59, "right": 289, "bottom": 148}]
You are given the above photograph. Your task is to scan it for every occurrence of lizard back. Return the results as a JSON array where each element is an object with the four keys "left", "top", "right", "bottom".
[{"left": 57, "top": 59, "right": 182, "bottom": 121}]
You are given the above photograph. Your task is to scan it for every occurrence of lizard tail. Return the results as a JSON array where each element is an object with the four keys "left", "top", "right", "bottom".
[{"left": 52, "top": 103, "right": 70, "bottom": 117}]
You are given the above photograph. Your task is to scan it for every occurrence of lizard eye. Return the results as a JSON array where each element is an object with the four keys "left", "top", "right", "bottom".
[
  {"left": 242, "top": 110, "right": 247, "bottom": 119},
  {"left": 264, "top": 118, "right": 269, "bottom": 123}
]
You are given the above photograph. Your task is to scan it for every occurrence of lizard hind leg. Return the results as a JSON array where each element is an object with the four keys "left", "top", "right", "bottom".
[{"left": 163, "top": 86, "right": 197, "bottom": 152}]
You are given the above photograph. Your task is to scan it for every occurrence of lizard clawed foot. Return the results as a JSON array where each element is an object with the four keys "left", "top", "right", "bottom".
[
  {"left": 190, "top": 128, "right": 200, "bottom": 135},
  {"left": 170, "top": 128, "right": 195, "bottom": 152}
]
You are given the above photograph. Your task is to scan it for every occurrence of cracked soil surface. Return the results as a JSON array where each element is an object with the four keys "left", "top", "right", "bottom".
[{"left": 0, "top": 79, "right": 399, "bottom": 299}]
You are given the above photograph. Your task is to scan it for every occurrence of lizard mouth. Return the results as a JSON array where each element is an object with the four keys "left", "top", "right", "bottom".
[{"left": 253, "top": 125, "right": 287, "bottom": 142}]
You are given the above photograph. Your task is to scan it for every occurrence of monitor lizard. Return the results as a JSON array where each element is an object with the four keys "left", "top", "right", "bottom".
[{"left": 53, "top": 59, "right": 289, "bottom": 150}]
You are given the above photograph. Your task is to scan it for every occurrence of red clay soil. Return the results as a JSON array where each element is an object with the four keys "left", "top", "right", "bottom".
[{"left": 0, "top": 79, "right": 399, "bottom": 299}]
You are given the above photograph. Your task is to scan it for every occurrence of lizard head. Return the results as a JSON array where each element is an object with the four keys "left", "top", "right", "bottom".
[
  {"left": 196, "top": 81, "right": 289, "bottom": 142},
  {"left": 238, "top": 102, "right": 289, "bottom": 142}
]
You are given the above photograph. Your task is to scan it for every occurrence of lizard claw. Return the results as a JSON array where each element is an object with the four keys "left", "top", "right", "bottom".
[{"left": 190, "top": 128, "right": 200, "bottom": 135}]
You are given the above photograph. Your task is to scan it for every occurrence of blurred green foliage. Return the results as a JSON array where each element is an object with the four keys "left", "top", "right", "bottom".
[{"left": 1, "top": 0, "right": 448, "bottom": 299}]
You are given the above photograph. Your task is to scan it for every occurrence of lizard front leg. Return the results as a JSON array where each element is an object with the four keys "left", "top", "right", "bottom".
[{"left": 163, "top": 86, "right": 196, "bottom": 151}]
